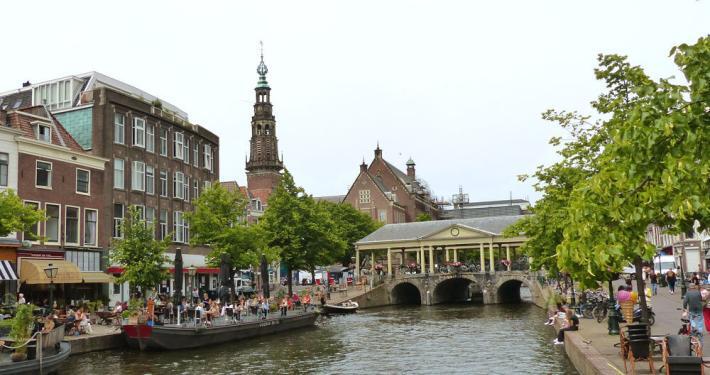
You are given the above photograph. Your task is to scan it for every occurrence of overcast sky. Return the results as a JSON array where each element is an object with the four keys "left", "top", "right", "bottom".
[{"left": 2, "top": 1, "right": 708, "bottom": 203}]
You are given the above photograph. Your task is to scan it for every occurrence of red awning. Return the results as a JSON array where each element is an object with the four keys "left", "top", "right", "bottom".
[
  {"left": 168, "top": 267, "right": 220, "bottom": 274},
  {"left": 107, "top": 266, "right": 219, "bottom": 274}
]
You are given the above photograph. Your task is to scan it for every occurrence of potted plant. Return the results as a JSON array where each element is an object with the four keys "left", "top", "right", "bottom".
[{"left": 9, "top": 304, "right": 34, "bottom": 362}]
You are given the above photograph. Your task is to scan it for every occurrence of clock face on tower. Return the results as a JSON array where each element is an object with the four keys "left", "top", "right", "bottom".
[{"left": 450, "top": 227, "right": 460, "bottom": 237}]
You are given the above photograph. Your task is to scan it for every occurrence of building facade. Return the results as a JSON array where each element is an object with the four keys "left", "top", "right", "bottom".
[
  {"left": 342, "top": 146, "right": 439, "bottom": 224},
  {"left": 0, "top": 73, "right": 220, "bottom": 303}
]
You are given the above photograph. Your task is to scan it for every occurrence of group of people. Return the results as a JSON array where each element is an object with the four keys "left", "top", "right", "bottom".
[{"left": 544, "top": 304, "right": 579, "bottom": 345}]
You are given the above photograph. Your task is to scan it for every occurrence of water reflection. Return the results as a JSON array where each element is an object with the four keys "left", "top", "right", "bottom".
[{"left": 60, "top": 303, "right": 576, "bottom": 375}]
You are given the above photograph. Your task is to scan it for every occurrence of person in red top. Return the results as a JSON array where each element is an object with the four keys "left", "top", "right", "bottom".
[
  {"left": 302, "top": 294, "right": 311, "bottom": 311},
  {"left": 291, "top": 293, "right": 300, "bottom": 309}
]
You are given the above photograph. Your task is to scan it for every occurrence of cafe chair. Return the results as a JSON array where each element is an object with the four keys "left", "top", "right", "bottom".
[
  {"left": 661, "top": 335, "right": 703, "bottom": 375},
  {"left": 620, "top": 323, "right": 655, "bottom": 374}
]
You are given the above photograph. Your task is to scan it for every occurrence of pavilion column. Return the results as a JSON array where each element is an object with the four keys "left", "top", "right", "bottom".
[
  {"left": 453, "top": 248, "right": 458, "bottom": 263},
  {"left": 355, "top": 247, "right": 360, "bottom": 281},
  {"left": 480, "top": 243, "right": 485, "bottom": 272},
  {"left": 489, "top": 240, "right": 495, "bottom": 272},
  {"left": 420, "top": 245, "right": 425, "bottom": 272},
  {"left": 445, "top": 247, "right": 450, "bottom": 262},
  {"left": 416, "top": 251, "right": 420, "bottom": 265},
  {"left": 371, "top": 251, "right": 376, "bottom": 274},
  {"left": 402, "top": 249, "right": 406, "bottom": 268},
  {"left": 505, "top": 244, "right": 511, "bottom": 271},
  {"left": 429, "top": 245, "right": 434, "bottom": 273},
  {"left": 387, "top": 247, "right": 392, "bottom": 276}
]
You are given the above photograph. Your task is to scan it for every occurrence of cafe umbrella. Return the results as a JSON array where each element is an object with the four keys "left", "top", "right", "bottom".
[{"left": 260, "top": 254, "right": 269, "bottom": 298}]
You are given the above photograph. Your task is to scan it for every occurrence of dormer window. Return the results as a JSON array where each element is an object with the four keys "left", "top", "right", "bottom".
[{"left": 33, "top": 123, "right": 51, "bottom": 142}]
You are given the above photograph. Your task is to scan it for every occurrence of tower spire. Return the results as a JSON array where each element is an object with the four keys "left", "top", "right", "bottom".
[{"left": 256, "top": 41, "right": 269, "bottom": 88}]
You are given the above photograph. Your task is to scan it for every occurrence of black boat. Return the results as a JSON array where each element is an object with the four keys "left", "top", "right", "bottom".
[
  {"left": 321, "top": 301, "right": 359, "bottom": 314},
  {"left": 123, "top": 311, "right": 318, "bottom": 351}
]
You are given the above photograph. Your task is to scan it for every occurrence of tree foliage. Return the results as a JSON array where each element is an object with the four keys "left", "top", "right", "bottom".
[
  {"left": 186, "top": 183, "right": 272, "bottom": 269},
  {"left": 110, "top": 206, "right": 170, "bottom": 294},
  {"left": 0, "top": 189, "right": 45, "bottom": 239},
  {"left": 261, "top": 170, "right": 346, "bottom": 295},
  {"left": 506, "top": 36, "right": 710, "bottom": 297},
  {"left": 416, "top": 213, "right": 433, "bottom": 222},
  {"left": 319, "top": 201, "right": 382, "bottom": 265}
]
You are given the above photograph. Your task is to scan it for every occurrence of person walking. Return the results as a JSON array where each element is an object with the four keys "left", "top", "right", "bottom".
[
  {"left": 649, "top": 270, "right": 658, "bottom": 295},
  {"left": 666, "top": 269, "right": 677, "bottom": 295},
  {"left": 684, "top": 284, "right": 704, "bottom": 339}
]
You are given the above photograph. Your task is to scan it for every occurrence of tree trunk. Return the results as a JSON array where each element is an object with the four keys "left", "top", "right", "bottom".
[
  {"left": 311, "top": 268, "right": 316, "bottom": 286},
  {"left": 287, "top": 264, "right": 293, "bottom": 297},
  {"left": 633, "top": 256, "right": 650, "bottom": 323}
]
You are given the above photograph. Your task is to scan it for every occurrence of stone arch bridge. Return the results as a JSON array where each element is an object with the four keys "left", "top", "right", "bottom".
[{"left": 384, "top": 270, "right": 544, "bottom": 306}]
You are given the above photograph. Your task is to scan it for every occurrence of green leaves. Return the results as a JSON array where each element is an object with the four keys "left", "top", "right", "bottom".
[
  {"left": 0, "top": 189, "right": 45, "bottom": 238},
  {"left": 110, "top": 206, "right": 170, "bottom": 293}
]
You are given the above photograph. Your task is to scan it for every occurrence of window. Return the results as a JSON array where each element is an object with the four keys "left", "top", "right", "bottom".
[
  {"left": 183, "top": 139, "right": 189, "bottom": 164},
  {"left": 160, "top": 128, "right": 168, "bottom": 156},
  {"left": 113, "top": 203, "right": 124, "bottom": 238},
  {"left": 378, "top": 209, "right": 387, "bottom": 223},
  {"left": 204, "top": 180, "right": 212, "bottom": 190},
  {"left": 32, "top": 79, "right": 74, "bottom": 110},
  {"left": 358, "top": 190, "right": 371, "bottom": 204},
  {"left": 45, "top": 204, "right": 60, "bottom": 243},
  {"left": 132, "top": 161, "right": 145, "bottom": 191},
  {"left": 173, "top": 172, "right": 185, "bottom": 199},
  {"left": 193, "top": 180, "right": 199, "bottom": 199},
  {"left": 114, "top": 159, "right": 125, "bottom": 189},
  {"left": 33, "top": 123, "right": 51, "bottom": 142},
  {"left": 76, "top": 169, "right": 90, "bottom": 194},
  {"left": 133, "top": 118, "right": 146, "bottom": 147},
  {"left": 0, "top": 153, "right": 8, "bottom": 186},
  {"left": 146, "top": 123, "right": 154, "bottom": 153},
  {"left": 114, "top": 113, "right": 125, "bottom": 144},
  {"left": 36, "top": 161, "right": 52, "bottom": 188},
  {"left": 184, "top": 176, "right": 190, "bottom": 202},
  {"left": 65, "top": 250, "right": 100, "bottom": 272},
  {"left": 23, "top": 202, "right": 40, "bottom": 241},
  {"left": 146, "top": 166, "right": 155, "bottom": 195},
  {"left": 146, "top": 207, "right": 156, "bottom": 238},
  {"left": 135, "top": 205, "right": 145, "bottom": 220},
  {"left": 159, "top": 209, "right": 168, "bottom": 240},
  {"left": 193, "top": 143, "right": 199, "bottom": 167},
  {"left": 174, "top": 211, "right": 185, "bottom": 243},
  {"left": 65, "top": 206, "right": 79, "bottom": 245},
  {"left": 174, "top": 132, "right": 184, "bottom": 160},
  {"left": 204, "top": 144, "right": 213, "bottom": 171},
  {"left": 84, "top": 209, "right": 98, "bottom": 246},
  {"left": 160, "top": 170, "right": 168, "bottom": 197}
]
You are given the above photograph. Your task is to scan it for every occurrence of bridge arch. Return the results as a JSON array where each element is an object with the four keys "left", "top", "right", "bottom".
[
  {"left": 391, "top": 281, "right": 422, "bottom": 305},
  {"left": 494, "top": 275, "right": 534, "bottom": 304},
  {"left": 432, "top": 276, "right": 481, "bottom": 305}
]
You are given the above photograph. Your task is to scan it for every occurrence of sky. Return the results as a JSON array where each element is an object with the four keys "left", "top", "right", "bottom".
[{"left": 1, "top": 1, "right": 708, "bottom": 204}]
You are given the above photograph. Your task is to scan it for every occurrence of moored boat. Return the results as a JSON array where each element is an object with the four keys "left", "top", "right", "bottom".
[
  {"left": 123, "top": 311, "right": 318, "bottom": 351},
  {"left": 321, "top": 300, "right": 359, "bottom": 314}
]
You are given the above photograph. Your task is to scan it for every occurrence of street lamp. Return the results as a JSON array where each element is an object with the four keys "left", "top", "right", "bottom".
[
  {"left": 607, "top": 279, "right": 620, "bottom": 335},
  {"left": 678, "top": 246, "right": 687, "bottom": 298},
  {"left": 187, "top": 266, "right": 197, "bottom": 302},
  {"left": 44, "top": 264, "right": 58, "bottom": 310}
]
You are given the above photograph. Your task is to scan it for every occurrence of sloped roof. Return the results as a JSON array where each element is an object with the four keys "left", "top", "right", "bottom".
[
  {"left": 8, "top": 106, "right": 83, "bottom": 151},
  {"left": 314, "top": 195, "right": 345, "bottom": 204},
  {"left": 384, "top": 160, "right": 414, "bottom": 184},
  {"left": 357, "top": 215, "right": 526, "bottom": 244},
  {"left": 464, "top": 199, "right": 529, "bottom": 207}
]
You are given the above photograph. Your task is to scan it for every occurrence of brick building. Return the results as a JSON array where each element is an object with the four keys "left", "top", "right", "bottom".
[
  {"left": 0, "top": 73, "right": 220, "bottom": 303},
  {"left": 0, "top": 105, "right": 110, "bottom": 302},
  {"left": 342, "top": 145, "right": 439, "bottom": 224}
]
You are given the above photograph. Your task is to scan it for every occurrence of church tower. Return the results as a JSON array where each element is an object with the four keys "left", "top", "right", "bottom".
[{"left": 246, "top": 44, "right": 284, "bottom": 202}]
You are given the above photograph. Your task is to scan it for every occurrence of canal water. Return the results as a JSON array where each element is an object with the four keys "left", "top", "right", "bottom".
[{"left": 59, "top": 303, "right": 576, "bottom": 374}]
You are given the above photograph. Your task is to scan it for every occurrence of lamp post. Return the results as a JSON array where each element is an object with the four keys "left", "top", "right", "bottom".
[
  {"left": 679, "top": 243, "right": 687, "bottom": 299},
  {"left": 44, "top": 264, "right": 58, "bottom": 310},
  {"left": 187, "top": 266, "right": 197, "bottom": 302}
]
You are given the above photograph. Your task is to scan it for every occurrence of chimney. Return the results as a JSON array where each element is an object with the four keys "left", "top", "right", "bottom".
[
  {"left": 374, "top": 143, "right": 382, "bottom": 158},
  {"left": 360, "top": 159, "right": 368, "bottom": 173},
  {"left": 22, "top": 81, "right": 31, "bottom": 87},
  {"left": 406, "top": 157, "right": 416, "bottom": 178}
]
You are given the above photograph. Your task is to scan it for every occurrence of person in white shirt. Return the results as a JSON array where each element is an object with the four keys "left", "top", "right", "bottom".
[{"left": 17, "top": 293, "right": 26, "bottom": 304}]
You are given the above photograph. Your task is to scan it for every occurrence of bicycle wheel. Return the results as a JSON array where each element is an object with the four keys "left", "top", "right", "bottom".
[
  {"left": 582, "top": 305, "right": 594, "bottom": 319},
  {"left": 594, "top": 305, "right": 607, "bottom": 323}
]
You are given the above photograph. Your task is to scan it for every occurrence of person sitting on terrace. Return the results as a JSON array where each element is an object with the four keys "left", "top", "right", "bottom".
[
  {"left": 41, "top": 315, "right": 55, "bottom": 333},
  {"left": 545, "top": 303, "right": 564, "bottom": 326},
  {"left": 303, "top": 294, "right": 311, "bottom": 311},
  {"left": 280, "top": 297, "right": 288, "bottom": 317},
  {"left": 553, "top": 307, "right": 578, "bottom": 345},
  {"left": 75, "top": 307, "right": 92, "bottom": 334},
  {"left": 292, "top": 293, "right": 300, "bottom": 308},
  {"left": 206, "top": 301, "right": 219, "bottom": 321}
]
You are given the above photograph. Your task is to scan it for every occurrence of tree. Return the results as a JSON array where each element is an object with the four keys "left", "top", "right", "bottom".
[
  {"left": 0, "top": 189, "right": 45, "bottom": 238},
  {"left": 506, "top": 36, "right": 710, "bottom": 322},
  {"left": 416, "top": 213, "right": 433, "bottom": 222},
  {"left": 110, "top": 206, "right": 170, "bottom": 297},
  {"left": 261, "top": 170, "right": 345, "bottom": 296},
  {"left": 320, "top": 201, "right": 382, "bottom": 265}
]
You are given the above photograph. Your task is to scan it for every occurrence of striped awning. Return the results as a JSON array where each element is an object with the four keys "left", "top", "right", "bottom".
[{"left": 0, "top": 260, "right": 18, "bottom": 280}]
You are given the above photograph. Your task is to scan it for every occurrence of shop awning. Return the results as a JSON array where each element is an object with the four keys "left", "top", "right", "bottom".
[
  {"left": 0, "top": 260, "right": 18, "bottom": 280},
  {"left": 81, "top": 272, "right": 114, "bottom": 284},
  {"left": 20, "top": 259, "right": 82, "bottom": 284}
]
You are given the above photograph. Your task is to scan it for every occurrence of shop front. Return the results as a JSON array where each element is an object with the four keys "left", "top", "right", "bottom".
[{"left": 0, "top": 238, "right": 20, "bottom": 301}]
